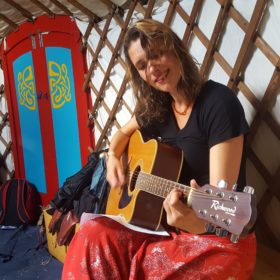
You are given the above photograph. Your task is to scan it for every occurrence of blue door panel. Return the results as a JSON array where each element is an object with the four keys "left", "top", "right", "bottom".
[
  {"left": 13, "top": 51, "right": 47, "bottom": 193},
  {"left": 46, "top": 47, "right": 82, "bottom": 187}
]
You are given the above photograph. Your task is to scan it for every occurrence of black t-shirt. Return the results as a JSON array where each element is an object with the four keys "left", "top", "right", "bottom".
[{"left": 138, "top": 80, "right": 249, "bottom": 190}]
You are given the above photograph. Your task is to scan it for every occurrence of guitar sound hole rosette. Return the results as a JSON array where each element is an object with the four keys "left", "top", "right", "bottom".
[{"left": 129, "top": 166, "right": 141, "bottom": 191}]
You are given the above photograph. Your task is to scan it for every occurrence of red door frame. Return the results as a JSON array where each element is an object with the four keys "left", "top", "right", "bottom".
[{"left": 1, "top": 16, "right": 93, "bottom": 205}]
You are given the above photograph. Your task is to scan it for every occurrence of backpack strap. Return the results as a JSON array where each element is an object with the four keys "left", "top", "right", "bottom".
[
  {"left": 16, "top": 179, "right": 31, "bottom": 225},
  {"left": 0, "top": 181, "right": 12, "bottom": 225}
]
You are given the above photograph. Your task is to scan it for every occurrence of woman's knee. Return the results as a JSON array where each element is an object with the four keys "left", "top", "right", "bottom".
[{"left": 77, "top": 217, "right": 122, "bottom": 239}]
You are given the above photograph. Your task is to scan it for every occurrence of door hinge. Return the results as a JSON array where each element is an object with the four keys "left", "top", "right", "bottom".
[
  {"left": 30, "top": 35, "right": 36, "bottom": 49},
  {"left": 38, "top": 33, "right": 44, "bottom": 48}
]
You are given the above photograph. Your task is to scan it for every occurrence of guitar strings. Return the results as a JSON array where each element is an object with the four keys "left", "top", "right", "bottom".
[
  {"left": 126, "top": 169, "right": 204, "bottom": 197},
  {"left": 124, "top": 169, "right": 234, "bottom": 202}
]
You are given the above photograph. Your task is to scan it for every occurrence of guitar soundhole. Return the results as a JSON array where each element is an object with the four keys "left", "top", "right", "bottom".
[{"left": 129, "top": 166, "right": 141, "bottom": 192}]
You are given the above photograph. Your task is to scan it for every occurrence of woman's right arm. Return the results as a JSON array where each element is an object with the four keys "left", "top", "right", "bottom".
[{"left": 106, "top": 115, "right": 140, "bottom": 189}]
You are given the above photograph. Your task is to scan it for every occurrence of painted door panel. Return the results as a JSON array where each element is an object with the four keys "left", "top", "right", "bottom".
[
  {"left": 13, "top": 51, "right": 47, "bottom": 193},
  {"left": 1, "top": 16, "right": 93, "bottom": 205},
  {"left": 46, "top": 47, "right": 81, "bottom": 187}
]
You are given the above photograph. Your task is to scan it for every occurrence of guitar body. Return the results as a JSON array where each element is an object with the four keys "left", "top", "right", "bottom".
[{"left": 106, "top": 130, "right": 184, "bottom": 230}]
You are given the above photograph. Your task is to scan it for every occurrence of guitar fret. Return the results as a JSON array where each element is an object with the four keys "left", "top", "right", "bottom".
[{"left": 163, "top": 180, "right": 168, "bottom": 197}]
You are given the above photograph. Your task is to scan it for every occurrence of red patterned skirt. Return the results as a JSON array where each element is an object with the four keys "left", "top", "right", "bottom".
[{"left": 62, "top": 217, "right": 256, "bottom": 280}]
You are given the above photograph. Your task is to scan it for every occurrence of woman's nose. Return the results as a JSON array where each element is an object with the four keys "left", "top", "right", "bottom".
[{"left": 148, "top": 61, "right": 161, "bottom": 76}]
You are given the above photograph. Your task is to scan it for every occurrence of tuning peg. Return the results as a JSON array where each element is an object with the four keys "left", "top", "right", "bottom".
[
  {"left": 243, "top": 186, "right": 254, "bottom": 195},
  {"left": 230, "top": 234, "right": 239, "bottom": 243},
  {"left": 215, "top": 228, "right": 228, "bottom": 237},
  {"left": 205, "top": 223, "right": 216, "bottom": 233},
  {"left": 217, "top": 179, "right": 227, "bottom": 189}
]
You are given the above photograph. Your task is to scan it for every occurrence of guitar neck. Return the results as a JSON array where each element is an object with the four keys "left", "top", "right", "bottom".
[
  {"left": 135, "top": 171, "right": 239, "bottom": 207},
  {"left": 136, "top": 171, "right": 189, "bottom": 199}
]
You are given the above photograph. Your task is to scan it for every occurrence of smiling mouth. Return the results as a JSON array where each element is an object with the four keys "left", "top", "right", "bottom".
[{"left": 155, "top": 70, "right": 169, "bottom": 84}]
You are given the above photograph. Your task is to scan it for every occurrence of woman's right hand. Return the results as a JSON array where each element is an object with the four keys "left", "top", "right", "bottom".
[
  {"left": 105, "top": 116, "right": 140, "bottom": 189},
  {"left": 106, "top": 155, "right": 126, "bottom": 189}
]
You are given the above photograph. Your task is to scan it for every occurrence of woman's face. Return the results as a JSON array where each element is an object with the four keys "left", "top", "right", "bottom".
[{"left": 128, "top": 38, "right": 181, "bottom": 94}]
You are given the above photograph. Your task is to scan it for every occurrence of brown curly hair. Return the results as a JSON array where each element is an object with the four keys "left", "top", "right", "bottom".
[{"left": 123, "top": 19, "right": 203, "bottom": 126}]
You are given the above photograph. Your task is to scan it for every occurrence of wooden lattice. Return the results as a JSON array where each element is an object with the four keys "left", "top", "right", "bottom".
[{"left": 0, "top": 83, "right": 15, "bottom": 182}]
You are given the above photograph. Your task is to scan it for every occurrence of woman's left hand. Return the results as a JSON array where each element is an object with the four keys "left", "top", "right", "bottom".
[{"left": 163, "top": 179, "right": 206, "bottom": 234}]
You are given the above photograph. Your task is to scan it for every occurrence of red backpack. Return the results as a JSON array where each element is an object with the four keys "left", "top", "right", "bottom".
[{"left": 0, "top": 179, "right": 41, "bottom": 227}]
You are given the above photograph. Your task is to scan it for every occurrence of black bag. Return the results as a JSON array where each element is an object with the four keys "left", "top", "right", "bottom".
[
  {"left": 73, "top": 156, "right": 109, "bottom": 219},
  {"left": 49, "top": 151, "right": 105, "bottom": 212},
  {"left": 0, "top": 179, "right": 41, "bottom": 227},
  {"left": 47, "top": 151, "right": 109, "bottom": 246}
]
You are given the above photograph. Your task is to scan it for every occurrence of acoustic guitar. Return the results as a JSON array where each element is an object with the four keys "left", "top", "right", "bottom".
[{"left": 105, "top": 130, "right": 257, "bottom": 242}]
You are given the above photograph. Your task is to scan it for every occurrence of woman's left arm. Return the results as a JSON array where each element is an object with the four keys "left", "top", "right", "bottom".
[
  {"left": 164, "top": 134, "right": 245, "bottom": 233},
  {"left": 209, "top": 134, "right": 244, "bottom": 189}
]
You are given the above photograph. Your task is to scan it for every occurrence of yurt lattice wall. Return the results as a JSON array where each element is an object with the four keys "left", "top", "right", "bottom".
[
  {"left": 78, "top": 0, "right": 280, "bottom": 251},
  {"left": 0, "top": 0, "right": 279, "bottom": 252},
  {"left": 0, "top": 69, "right": 14, "bottom": 182}
]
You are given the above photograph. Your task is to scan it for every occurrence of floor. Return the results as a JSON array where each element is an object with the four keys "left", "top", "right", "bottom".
[
  {"left": 0, "top": 226, "right": 63, "bottom": 280},
  {"left": 1, "top": 225, "right": 279, "bottom": 279}
]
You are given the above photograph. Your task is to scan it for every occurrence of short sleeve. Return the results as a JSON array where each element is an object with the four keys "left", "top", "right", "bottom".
[
  {"left": 135, "top": 113, "right": 160, "bottom": 140},
  {"left": 200, "top": 82, "right": 249, "bottom": 148}
]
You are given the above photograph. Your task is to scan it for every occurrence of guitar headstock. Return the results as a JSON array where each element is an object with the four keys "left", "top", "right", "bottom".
[{"left": 190, "top": 184, "right": 257, "bottom": 242}]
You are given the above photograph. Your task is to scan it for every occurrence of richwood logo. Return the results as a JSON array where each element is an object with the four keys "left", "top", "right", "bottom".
[{"left": 211, "top": 200, "right": 236, "bottom": 216}]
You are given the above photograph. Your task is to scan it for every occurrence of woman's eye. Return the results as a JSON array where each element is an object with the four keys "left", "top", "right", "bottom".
[{"left": 137, "top": 63, "right": 146, "bottom": 71}]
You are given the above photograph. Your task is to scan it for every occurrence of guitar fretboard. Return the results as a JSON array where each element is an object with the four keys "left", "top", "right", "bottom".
[
  {"left": 135, "top": 171, "right": 189, "bottom": 198},
  {"left": 133, "top": 171, "right": 230, "bottom": 203}
]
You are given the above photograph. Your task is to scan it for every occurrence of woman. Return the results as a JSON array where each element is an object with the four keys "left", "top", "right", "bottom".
[{"left": 62, "top": 19, "right": 256, "bottom": 279}]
